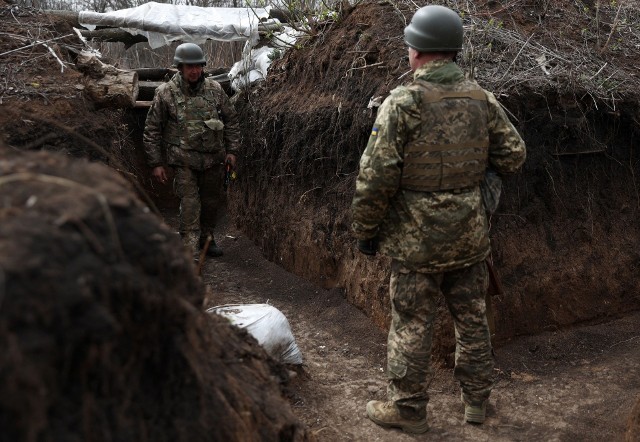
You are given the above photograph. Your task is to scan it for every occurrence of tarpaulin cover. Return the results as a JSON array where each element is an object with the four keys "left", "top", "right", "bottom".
[{"left": 79, "top": 2, "right": 271, "bottom": 48}]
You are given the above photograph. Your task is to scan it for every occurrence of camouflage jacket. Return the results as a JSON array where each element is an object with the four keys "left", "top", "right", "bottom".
[
  {"left": 351, "top": 60, "right": 526, "bottom": 272},
  {"left": 143, "top": 73, "right": 241, "bottom": 170}
]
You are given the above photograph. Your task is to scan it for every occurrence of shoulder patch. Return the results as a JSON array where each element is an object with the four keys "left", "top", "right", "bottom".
[{"left": 371, "top": 126, "right": 379, "bottom": 136}]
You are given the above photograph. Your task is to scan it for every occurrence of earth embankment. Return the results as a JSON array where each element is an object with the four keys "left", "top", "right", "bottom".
[{"left": 229, "top": 1, "right": 640, "bottom": 361}]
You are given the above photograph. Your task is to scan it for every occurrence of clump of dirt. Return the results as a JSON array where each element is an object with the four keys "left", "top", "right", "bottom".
[
  {"left": 230, "top": 0, "right": 640, "bottom": 362},
  {"left": 0, "top": 149, "right": 311, "bottom": 442}
]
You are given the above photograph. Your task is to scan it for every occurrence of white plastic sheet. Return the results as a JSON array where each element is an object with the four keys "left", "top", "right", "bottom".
[
  {"left": 207, "top": 303, "right": 303, "bottom": 365},
  {"left": 78, "top": 2, "right": 271, "bottom": 48},
  {"left": 228, "top": 25, "right": 303, "bottom": 92}
]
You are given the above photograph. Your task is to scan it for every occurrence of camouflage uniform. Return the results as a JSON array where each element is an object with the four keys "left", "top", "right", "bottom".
[
  {"left": 351, "top": 60, "right": 526, "bottom": 415},
  {"left": 143, "top": 73, "right": 240, "bottom": 247}
]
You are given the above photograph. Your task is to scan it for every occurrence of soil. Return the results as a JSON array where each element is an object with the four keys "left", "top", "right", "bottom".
[
  {"left": 203, "top": 220, "right": 640, "bottom": 441},
  {"left": 2, "top": 1, "right": 640, "bottom": 441},
  {"left": 0, "top": 150, "right": 311, "bottom": 442},
  {"left": 230, "top": 0, "right": 640, "bottom": 360}
]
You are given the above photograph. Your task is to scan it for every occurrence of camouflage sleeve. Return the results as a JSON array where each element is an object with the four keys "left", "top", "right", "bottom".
[
  {"left": 143, "top": 87, "right": 168, "bottom": 168},
  {"left": 485, "top": 91, "right": 526, "bottom": 174},
  {"left": 219, "top": 89, "right": 241, "bottom": 157},
  {"left": 351, "top": 90, "right": 408, "bottom": 240}
]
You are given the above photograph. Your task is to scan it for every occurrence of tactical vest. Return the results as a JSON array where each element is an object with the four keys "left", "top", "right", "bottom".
[
  {"left": 162, "top": 78, "right": 225, "bottom": 153},
  {"left": 400, "top": 79, "right": 490, "bottom": 192}
]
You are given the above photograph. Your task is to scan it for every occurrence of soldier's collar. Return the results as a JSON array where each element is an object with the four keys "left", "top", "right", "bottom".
[{"left": 413, "top": 61, "right": 463, "bottom": 83}]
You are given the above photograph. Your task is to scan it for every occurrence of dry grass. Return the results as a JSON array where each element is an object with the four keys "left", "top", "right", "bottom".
[{"left": 385, "top": 0, "right": 640, "bottom": 109}]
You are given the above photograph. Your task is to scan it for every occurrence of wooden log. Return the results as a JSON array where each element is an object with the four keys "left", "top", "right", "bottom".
[
  {"left": 79, "top": 28, "right": 148, "bottom": 49},
  {"left": 134, "top": 67, "right": 174, "bottom": 81},
  {"left": 134, "top": 101, "right": 153, "bottom": 108},
  {"left": 138, "top": 75, "right": 232, "bottom": 101},
  {"left": 137, "top": 80, "right": 164, "bottom": 101},
  {"left": 76, "top": 51, "right": 139, "bottom": 108}
]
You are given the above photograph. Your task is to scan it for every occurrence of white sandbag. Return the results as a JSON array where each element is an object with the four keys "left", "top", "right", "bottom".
[
  {"left": 228, "top": 59, "right": 245, "bottom": 79},
  {"left": 247, "top": 69, "right": 265, "bottom": 82},
  {"left": 207, "top": 304, "right": 303, "bottom": 365},
  {"left": 253, "top": 48, "right": 273, "bottom": 78},
  {"left": 230, "top": 76, "right": 248, "bottom": 92},
  {"left": 270, "top": 26, "right": 302, "bottom": 49}
]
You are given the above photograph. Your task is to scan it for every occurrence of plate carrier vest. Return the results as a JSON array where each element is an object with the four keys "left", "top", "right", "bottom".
[
  {"left": 162, "top": 78, "right": 225, "bottom": 154},
  {"left": 400, "top": 79, "right": 490, "bottom": 191}
]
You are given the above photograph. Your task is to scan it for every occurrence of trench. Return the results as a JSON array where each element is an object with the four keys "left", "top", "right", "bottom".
[
  {"left": 222, "top": 89, "right": 640, "bottom": 362},
  {"left": 124, "top": 71, "right": 640, "bottom": 364}
]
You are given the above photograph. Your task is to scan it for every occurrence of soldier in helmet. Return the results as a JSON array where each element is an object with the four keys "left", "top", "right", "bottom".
[
  {"left": 351, "top": 5, "right": 526, "bottom": 433},
  {"left": 144, "top": 42, "right": 241, "bottom": 258}
]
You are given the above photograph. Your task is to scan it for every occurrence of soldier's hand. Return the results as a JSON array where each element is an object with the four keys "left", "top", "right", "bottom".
[
  {"left": 357, "top": 238, "right": 378, "bottom": 256},
  {"left": 152, "top": 166, "right": 169, "bottom": 184}
]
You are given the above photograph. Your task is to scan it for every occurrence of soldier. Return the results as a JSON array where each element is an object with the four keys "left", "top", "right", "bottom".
[
  {"left": 351, "top": 5, "right": 526, "bottom": 434},
  {"left": 144, "top": 43, "right": 241, "bottom": 258}
]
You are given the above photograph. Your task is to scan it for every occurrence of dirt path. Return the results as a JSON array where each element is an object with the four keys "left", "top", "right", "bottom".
[{"left": 203, "top": 221, "right": 640, "bottom": 441}]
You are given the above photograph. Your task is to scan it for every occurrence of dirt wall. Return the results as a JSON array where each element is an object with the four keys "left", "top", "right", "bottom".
[
  {"left": 0, "top": 149, "right": 311, "bottom": 442},
  {"left": 229, "top": 2, "right": 640, "bottom": 361}
]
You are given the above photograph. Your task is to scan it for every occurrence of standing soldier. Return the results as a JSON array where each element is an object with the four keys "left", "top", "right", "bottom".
[
  {"left": 351, "top": 5, "right": 526, "bottom": 433},
  {"left": 144, "top": 43, "right": 241, "bottom": 258}
]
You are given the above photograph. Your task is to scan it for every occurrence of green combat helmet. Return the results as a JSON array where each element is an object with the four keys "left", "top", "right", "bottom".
[
  {"left": 173, "top": 43, "right": 207, "bottom": 66},
  {"left": 404, "top": 5, "right": 463, "bottom": 52}
]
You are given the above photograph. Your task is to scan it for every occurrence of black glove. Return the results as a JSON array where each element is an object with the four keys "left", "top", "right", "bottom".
[{"left": 357, "top": 238, "right": 378, "bottom": 256}]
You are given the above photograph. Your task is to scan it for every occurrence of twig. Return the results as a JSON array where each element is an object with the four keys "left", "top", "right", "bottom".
[
  {"left": 609, "top": 335, "right": 640, "bottom": 348},
  {"left": 10, "top": 8, "right": 21, "bottom": 24},
  {"left": 474, "top": 0, "right": 525, "bottom": 16},
  {"left": 498, "top": 101, "right": 519, "bottom": 123},
  {"left": 42, "top": 42, "right": 66, "bottom": 73},
  {"left": 599, "top": 1, "right": 624, "bottom": 53},
  {"left": 497, "top": 32, "right": 535, "bottom": 85},
  {"left": 385, "top": 0, "right": 408, "bottom": 26},
  {"left": 298, "top": 186, "right": 321, "bottom": 204},
  {"left": 588, "top": 62, "right": 608, "bottom": 81},
  {"left": 0, "top": 34, "right": 74, "bottom": 57},
  {"left": 397, "top": 69, "right": 412, "bottom": 80},
  {"left": 343, "top": 61, "right": 384, "bottom": 78},
  {"left": 197, "top": 234, "right": 213, "bottom": 276}
]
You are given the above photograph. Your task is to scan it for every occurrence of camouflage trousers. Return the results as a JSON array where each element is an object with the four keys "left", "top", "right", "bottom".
[
  {"left": 387, "top": 259, "right": 493, "bottom": 414},
  {"left": 173, "top": 165, "right": 226, "bottom": 244}
]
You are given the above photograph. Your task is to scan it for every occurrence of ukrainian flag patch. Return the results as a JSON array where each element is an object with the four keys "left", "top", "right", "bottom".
[{"left": 371, "top": 126, "right": 379, "bottom": 136}]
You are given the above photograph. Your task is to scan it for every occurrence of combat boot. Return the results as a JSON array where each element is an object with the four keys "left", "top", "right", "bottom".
[
  {"left": 461, "top": 393, "right": 486, "bottom": 424},
  {"left": 366, "top": 401, "right": 429, "bottom": 434},
  {"left": 200, "top": 235, "right": 223, "bottom": 257}
]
